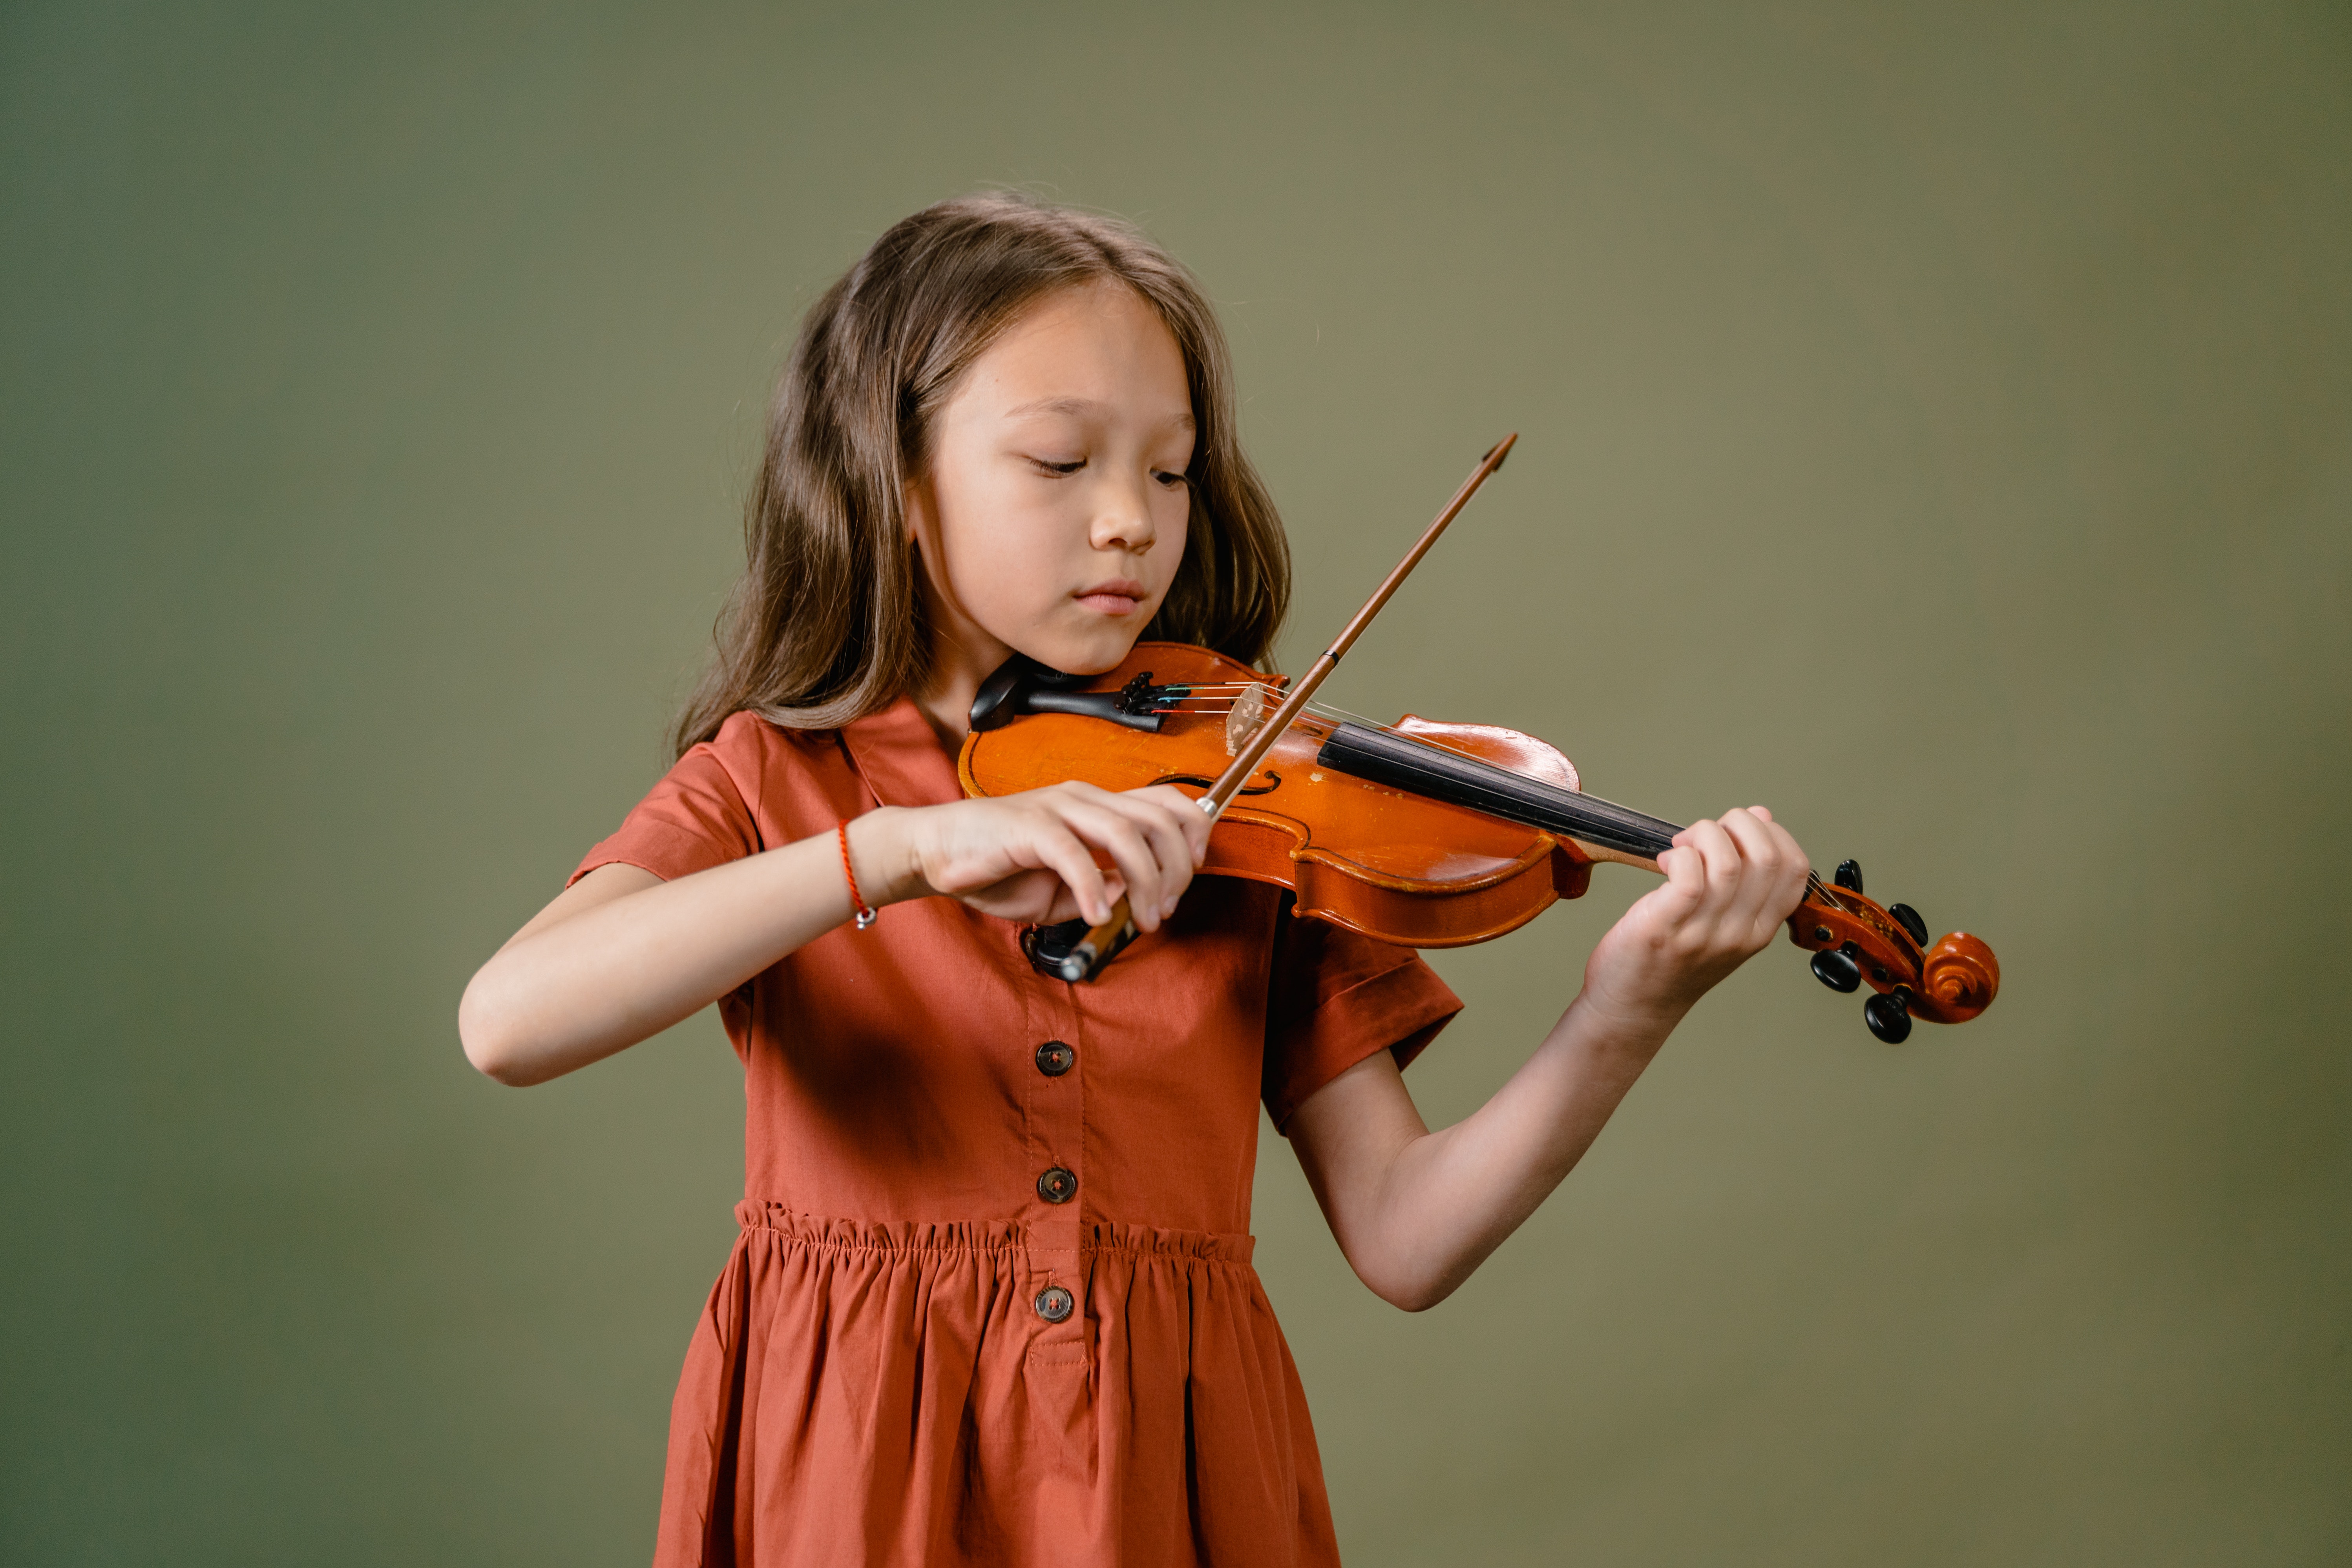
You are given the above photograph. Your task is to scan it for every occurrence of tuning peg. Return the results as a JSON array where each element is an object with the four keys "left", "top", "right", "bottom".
[
  {"left": 1835, "top": 859, "right": 1864, "bottom": 893},
  {"left": 1863, "top": 988, "right": 1914, "bottom": 1044},
  {"left": 1887, "top": 902, "right": 1928, "bottom": 946},
  {"left": 1811, "top": 944, "right": 1862, "bottom": 993}
]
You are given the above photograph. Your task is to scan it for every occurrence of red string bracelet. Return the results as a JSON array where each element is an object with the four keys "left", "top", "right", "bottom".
[{"left": 837, "top": 818, "right": 877, "bottom": 931}]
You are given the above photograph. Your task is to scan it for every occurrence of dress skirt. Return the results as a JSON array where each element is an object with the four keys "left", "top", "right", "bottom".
[{"left": 654, "top": 1203, "right": 1338, "bottom": 1568}]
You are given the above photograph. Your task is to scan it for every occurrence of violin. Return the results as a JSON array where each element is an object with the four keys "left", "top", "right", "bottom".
[{"left": 958, "top": 438, "right": 2000, "bottom": 1043}]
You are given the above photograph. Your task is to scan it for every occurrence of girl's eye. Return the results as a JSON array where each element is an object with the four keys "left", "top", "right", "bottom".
[
  {"left": 1153, "top": 469, "right": 1189, "bottom": 489},
  {"left": 1031, "top": 457, "right": 1086, "bottom": 476}
]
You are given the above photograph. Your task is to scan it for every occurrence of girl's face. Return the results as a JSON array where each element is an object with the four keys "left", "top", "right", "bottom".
[{"left": 908, "top": 280, "right": 1195, "bottom": 681}]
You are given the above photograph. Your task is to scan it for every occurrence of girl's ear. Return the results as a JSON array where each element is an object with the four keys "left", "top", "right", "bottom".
[{"left": 901, "top": 473, "right": 932, "bottom": 547}]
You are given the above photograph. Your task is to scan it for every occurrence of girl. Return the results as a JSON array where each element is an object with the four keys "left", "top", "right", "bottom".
[{"left": 460, "top": 193, "right": 1809, "bottom": 1567}]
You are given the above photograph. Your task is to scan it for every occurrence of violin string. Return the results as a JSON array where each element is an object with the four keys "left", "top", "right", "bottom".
[
  {"left": 1156, "top": 687, "right": 1854, "bottom": 909},
  {"left": 1164, "top": 695, "right": 1390, "bottom": 741},
  {"left": 1166, "top": 690, "right": 1697, "bottom": 847},
  {"left": 1160, "top": 683, "right": 1471, "bottom": 739},
  {"left": 1295, "top": 697, "right": 1387, "bottom": 729},
  {"left": 1169, "top": 691, "right": 1572, "bottom": 776},
  {"left": 1165, "top": 688, "right": 1602, "bottom": 785}
]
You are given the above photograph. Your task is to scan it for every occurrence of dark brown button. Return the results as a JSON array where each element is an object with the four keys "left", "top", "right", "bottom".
[
  {"left": 1035, "top": 1285, "right": 1075, "bottom": 1323},
  {"left": 1035, "top": 1039, "right": 1075, "bottom": 1077},
  {"left": 1036, "top": 1166, "right": 1077, "bottom": 1204}
]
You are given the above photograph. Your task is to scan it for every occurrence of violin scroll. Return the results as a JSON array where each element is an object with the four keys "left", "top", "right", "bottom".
[
  {"left": 1915, "top": 931, "right": 2000, "bottom": 1023},
  {"left": 1788, "top": 864, "right": 2000, "bottom": 1038}
]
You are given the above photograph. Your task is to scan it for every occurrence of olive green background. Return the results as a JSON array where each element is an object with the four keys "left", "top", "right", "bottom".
[{"left": 4, "top": 2, "right": 2347, "bottom": 1563}]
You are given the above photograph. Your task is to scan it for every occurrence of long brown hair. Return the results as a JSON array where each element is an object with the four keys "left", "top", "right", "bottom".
[{"left": 673, "top": 193, "right": 1290, "bottom": 754}]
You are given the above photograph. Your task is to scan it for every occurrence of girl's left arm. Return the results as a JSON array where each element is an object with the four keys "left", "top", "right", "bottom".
[{"left": 1285, "top": 805, "right": 1810, "bottom": 1312}]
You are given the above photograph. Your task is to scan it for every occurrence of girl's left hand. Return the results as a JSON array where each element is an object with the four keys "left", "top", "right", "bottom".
[
  {"left": 1286, "top": 802, "right": 1812, "bottom": 1311},
  {"left": 1577, "top": 806, "right": 1810, "bottom": 1035}
]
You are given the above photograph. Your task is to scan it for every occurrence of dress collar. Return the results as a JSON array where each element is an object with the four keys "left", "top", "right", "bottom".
[{"left": 836, "top": 695, "right": 965, "bottom": 810}]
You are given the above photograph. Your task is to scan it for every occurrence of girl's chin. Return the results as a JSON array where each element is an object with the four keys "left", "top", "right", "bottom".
[{"left": 1017, "top": 626, "right": 1147, "bottom": 677}]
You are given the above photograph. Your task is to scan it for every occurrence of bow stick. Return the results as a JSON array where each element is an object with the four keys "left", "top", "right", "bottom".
[{"left": 1056, "top": 433, "right": 1519, "bottom": 982}]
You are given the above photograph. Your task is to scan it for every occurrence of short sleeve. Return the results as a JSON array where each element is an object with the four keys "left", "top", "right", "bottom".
[
  {"left": 1261, "top": 902, "right": 1463, "bottom": 1132},
  {"left": 568, "top": 719, "right": 770, "bottom": 887}
]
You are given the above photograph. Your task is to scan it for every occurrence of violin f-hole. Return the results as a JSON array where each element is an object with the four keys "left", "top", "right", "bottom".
[{"left": 1149, "top": 770, "right": 1281, "bottom": 798}]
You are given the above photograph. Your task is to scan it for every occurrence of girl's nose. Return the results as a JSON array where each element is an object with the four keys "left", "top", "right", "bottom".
[{"left": 1089, "top": 473, "right": 1158, "bottom": 554}]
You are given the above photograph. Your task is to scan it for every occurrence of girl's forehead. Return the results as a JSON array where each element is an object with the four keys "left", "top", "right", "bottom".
[{"left": 957, "top": 282, "right": 1192, "bottom": 423}]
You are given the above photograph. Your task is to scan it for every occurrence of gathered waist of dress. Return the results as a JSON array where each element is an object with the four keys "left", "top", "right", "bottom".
[{"left": 734, "top": 1200, "right": 1256, "bottom": 1266}]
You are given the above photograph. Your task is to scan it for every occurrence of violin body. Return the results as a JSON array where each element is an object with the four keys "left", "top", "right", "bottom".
[
  {"left": 960, "top": 643, "right": 1596, "bottom": 946},
  {"left": 959, "top": 640, "right": 2000, "bottom": 1038}
]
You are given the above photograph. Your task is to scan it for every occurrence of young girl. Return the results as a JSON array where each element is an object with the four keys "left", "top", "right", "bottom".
[{"left": 460, "top": 193, "right": 1808, "bottom": 1567}]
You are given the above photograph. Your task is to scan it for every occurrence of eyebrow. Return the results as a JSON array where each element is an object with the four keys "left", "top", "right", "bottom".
[{"left": 1003, "top": 395, "right": 1194, "bottom": 429}]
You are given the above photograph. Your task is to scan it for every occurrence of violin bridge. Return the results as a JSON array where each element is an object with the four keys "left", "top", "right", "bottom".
[{"left": 1224, "top": 683, "right": 1272, "bottom": 756}]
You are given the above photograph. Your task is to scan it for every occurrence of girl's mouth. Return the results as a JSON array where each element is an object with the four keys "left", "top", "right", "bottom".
[{"left": 1074, "top": 579, "right": 1147, "bottom": 615}]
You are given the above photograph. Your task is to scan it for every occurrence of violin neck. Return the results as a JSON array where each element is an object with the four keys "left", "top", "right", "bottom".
[{"left": 1314, "top": 723, "right": 1682, "bottom": 865}]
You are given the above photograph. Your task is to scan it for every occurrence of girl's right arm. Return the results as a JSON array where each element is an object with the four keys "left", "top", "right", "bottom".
[{"left": 458, "top": 783, "right": 1209, "bottom": 1086}]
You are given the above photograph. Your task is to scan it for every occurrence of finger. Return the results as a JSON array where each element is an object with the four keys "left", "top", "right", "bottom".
[
  {"left": 1050, "top": 796, "right": 1176, "bottom": 931},
  {"left": 1653, "top": 838, "right": 1707, "bottom": 920},
  {"left": 1132, "top": 783, "right": 1214, "bottom": 863},
  {"left": 987, "top": 867, "right": 1080, "bottom": 926},
  {"left": 1055, "top": 798, "right": 1165, "bottom": 931},
  {"left": 1712, "top": 818, "right": 1778, "bottom": 912},
  {"left": 1761, "top": 815, "right": 1811, "bottom": 922},
  {"left": 1677, "top": 817, "right": 1744, "bottom": 918},
  {"left": 1021, "top": 814, "right": 1116, "bottom": 926},
  {"left": 1094, "top": 782, "right": 1211, "bottom": 896},
  {"left": 1744, "top": 802, "right": 1805, "bottom": 902},
  {"left": 1715, "top": 808, "right": 1788, "bottom": 933},
  {"left": 1093, "top": 787, "right": 1205, "bottom": 915},
  {"left": 1726, "top": 806, "right": 1809, "bottom": 924}
]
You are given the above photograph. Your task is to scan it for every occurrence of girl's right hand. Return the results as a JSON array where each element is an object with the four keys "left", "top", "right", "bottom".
[{"left": 860, "top": 783, "right": 1211, "bottom": 932}]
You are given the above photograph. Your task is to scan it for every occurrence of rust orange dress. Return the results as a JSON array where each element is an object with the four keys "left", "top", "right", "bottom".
[{"left": 574, "top": 700, "right": 1461, "bottom": 1567}]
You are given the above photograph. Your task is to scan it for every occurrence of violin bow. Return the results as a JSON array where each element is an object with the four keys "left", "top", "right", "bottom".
[{"left": 1055, "top": 434, "right": 1519, "bottom": 982}]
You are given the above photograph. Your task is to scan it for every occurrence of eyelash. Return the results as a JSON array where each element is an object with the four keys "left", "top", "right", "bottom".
[{"left": 1031, "top": 457, "right": 1190, "bottom": 488}]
